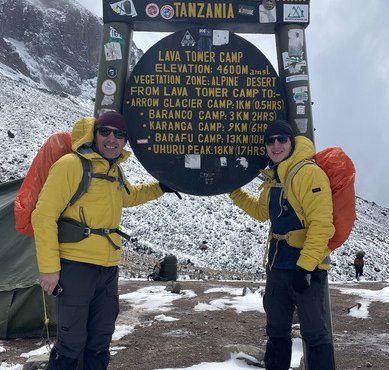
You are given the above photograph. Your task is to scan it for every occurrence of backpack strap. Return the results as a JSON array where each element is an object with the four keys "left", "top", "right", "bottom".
[
  {"left": 258, "top": 169, "right": 282, "bottom": 192},
  {"left": 91, "top": 164, "right": 130, "bottom": 194},
  {"left": 58, "top": 206, "right": 132, "bottom": 250},
  {"left": 91, "top": 173, "right": 119, "bottom": 182},
  {"left": 117, "top": 165, "right": 130, "bottom": 194},
  {"left": 68, "top": 153, "right": 130, "bottom": 206},
  {"left": 283, "top": 159, "right": 316, "bottom": 216},
  {"left": 59, "top": 154, "right": 132, "bottom": 249},
  {"left": 262, "top": 160, "right": 318, "bottom": 269},
  {"left": 68, "top": 154, "right": 93, "bottom": 206}
]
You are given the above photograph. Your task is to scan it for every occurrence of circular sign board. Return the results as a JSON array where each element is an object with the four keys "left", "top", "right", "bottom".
[{"left": 123, "top": 28, "right": 285, "bottom": 195}]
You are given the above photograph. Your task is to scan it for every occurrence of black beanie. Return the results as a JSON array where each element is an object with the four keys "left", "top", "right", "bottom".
[{"left": 264, "top": 119, "right": 295, "bottom": 140}]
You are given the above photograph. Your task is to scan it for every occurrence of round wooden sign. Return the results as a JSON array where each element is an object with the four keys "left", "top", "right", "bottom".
[{"left": 123, "top": 28, "right": 285, "bottom": 195}]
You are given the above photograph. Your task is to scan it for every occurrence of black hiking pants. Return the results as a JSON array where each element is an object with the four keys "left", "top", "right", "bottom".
[
  {"left": 48, "top": 260, "right": 119, "bottom": 370},
  {"left": 263, "top": 268, "right": 336, "bottom": 370},
  {"left": 355, "top": 266, "right": 363, "bottom": 279}
]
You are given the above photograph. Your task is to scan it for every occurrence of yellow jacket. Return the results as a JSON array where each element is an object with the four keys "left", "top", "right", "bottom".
[
  {"left": 32, "top": 117, "right": 163, "bottom": 273},
  {"left": 230, "top": 136, "right": 335, "bottom": 271}
]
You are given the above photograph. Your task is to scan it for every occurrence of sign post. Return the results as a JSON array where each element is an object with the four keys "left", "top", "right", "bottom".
[
  {"left": 94, "top": 21, "right": 132, "bottom": 116},
  {"left": 275, "top": 24, "right": 314, "bottom": 140},
  {"left": 275, "top": 22, "right": 335, "bottom": 370}
]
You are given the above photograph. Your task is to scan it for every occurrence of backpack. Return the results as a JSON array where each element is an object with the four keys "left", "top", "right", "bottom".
[
  {"left": 283, "top": 147, "right": 356, "bottom": 250},
  {"left": 354, "top": 258, "right": 364, "bottom": 268},
  {"left": 148, "top": 255, "right": 178, "bottom": 281},
  {"left": 14, "top": 132, "right": 126, "bottom": 238}
]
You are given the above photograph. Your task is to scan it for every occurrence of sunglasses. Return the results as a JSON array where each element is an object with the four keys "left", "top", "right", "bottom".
[
  {"left": 265, "top": 135, "right": 290, "bottom": 146},
  {"left": 97, "top": 126, "right": 127, "bottom": 139}
]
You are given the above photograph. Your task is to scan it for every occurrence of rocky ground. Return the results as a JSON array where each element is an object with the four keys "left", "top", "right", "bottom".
[
  {"left": 111, "top": 280, "right": 389, "bottom": 370},
  {"left": 1, "top": 253, "right": 388, "bottom": 370}
]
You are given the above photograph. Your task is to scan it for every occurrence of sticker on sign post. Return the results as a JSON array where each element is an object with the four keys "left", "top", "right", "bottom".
[{"left": 123, "top": 28, "right": 285, "bottom": 195}]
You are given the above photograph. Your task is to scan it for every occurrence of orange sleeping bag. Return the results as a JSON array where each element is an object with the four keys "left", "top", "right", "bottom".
[
  {"left": 14, "top": 132, "right": 72, "bottom": 237},
  {"left": 314, "top": 147, "right": 356, "bottom": 250}
]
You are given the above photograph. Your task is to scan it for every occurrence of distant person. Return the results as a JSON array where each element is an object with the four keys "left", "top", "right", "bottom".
[
  {"left": 354, "top": 252, "right": 365, "bottom": 280},
  {"left": 229, "top": 120, "right": 336, "bottom": 370},
  {"left": 32, "top": 111, "right": 176, "bottom": 370}
]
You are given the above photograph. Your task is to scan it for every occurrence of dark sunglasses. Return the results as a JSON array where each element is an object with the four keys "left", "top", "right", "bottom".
[
  {"left": 265, "top": 135, "right": 290, "bottom": 146},
  {"left": 97, "top": 126, "right": 127, "bottom": 139}
]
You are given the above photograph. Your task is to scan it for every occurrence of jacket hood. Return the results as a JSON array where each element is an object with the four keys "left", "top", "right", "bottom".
[
  {"left": 276, "top": 135, "right": 315, "bottom": 180},
  {"left": 71, "top": 116, "right": 95, "bottom": 151},
  {"left": 289, "top": 135, "right": 315, "bottom": 163},
  {"left": 71, "top": 116, "right": 131, "bottom": 162}
]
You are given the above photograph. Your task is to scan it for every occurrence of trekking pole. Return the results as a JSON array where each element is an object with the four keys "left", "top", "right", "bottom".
[
  {"left": 41, "top": 287, "right": 52, "bottom": 350},
  {"left": 275, "top": 22, "right": 336, "bottom": 370}
]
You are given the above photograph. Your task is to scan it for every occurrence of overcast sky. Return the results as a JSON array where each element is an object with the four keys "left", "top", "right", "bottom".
[{"left": 77, "top": 0, "right": 389, "bottom": 208}]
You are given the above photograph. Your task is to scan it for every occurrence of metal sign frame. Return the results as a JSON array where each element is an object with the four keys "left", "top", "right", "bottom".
[
  {"left": 95, "top": 0, "right": 314, "bottom": 143},
  {"left": 93, "top": 2, "right": 335, "bottom": 367}
]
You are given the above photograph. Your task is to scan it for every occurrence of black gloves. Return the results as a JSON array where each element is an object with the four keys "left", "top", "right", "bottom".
[
  {"left": 159, "top": 183, "right": 182, "bottom": 200},
  {"left": 292, "top": 268, "right": 312, "bottom": 293}
]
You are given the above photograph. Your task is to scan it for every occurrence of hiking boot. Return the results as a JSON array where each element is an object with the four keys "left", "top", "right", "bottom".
[
  {"left": 264, "top": 337, "right": 292, "bottom": 370},
  {"left": 47, "top": 347, "right": 78, "bottom": 370}
]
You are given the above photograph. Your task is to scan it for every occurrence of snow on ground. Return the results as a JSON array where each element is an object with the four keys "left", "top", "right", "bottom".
[
  {"left": 1, "top": 281, "right": 389, "bottom": 370},
  {"left": 332, "top": 285, "right": 389, "bottom": 319}
]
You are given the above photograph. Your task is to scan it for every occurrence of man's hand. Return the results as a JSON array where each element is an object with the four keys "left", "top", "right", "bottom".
[
  {"left": 40, "top": 272, "right": 60, "bottom": 295},
  {"left": 292, "top": 268, "right": 311, "bottom": 293},
  {"left": 159, "top": 183, "right": 182, "bottom": 199}
]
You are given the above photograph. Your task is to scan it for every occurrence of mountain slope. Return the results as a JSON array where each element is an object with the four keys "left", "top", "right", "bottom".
[
  {"left": 1, "top": 74, "right": 389, "bottom": 282},
  {"left": 0, "top": 0, "right": 101, "bottom": 95},
  {"left": 0, "top": 0, "right": 142, "bottom": 97}
]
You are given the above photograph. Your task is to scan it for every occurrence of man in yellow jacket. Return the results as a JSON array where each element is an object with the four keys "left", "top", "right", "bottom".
[
  {"left": 32, "top": 111, "right": 173, "bottom": 369},
  {"left": 230, "top": 120, "right": 336, "bottom": 370}
]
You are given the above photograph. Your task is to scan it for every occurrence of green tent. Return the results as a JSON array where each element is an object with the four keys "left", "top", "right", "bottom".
[{"left": 0, "top": 179, "right": 57, "bottom": 339}]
